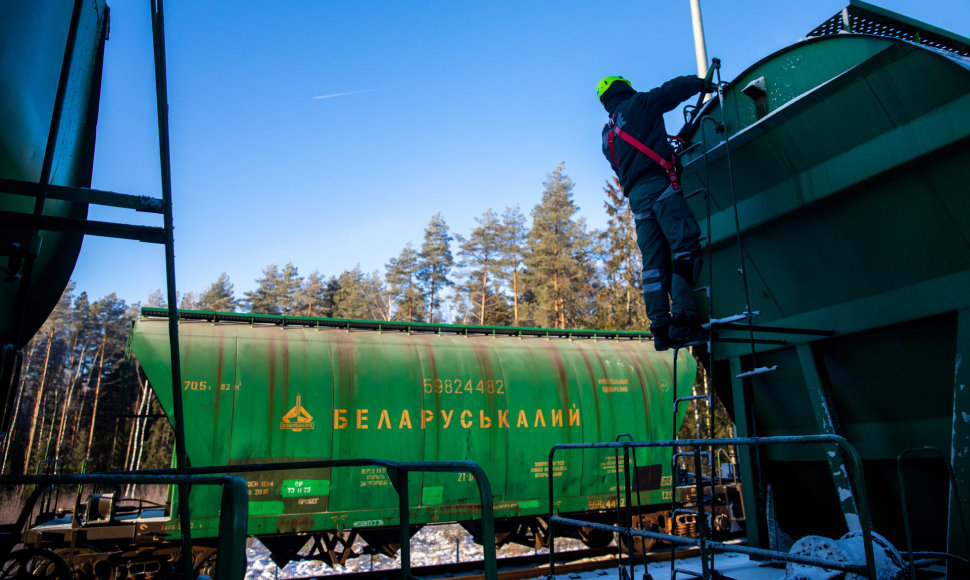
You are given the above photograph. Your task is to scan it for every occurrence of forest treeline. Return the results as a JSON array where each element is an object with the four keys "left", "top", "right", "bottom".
[
  {"left": 169, "top": 164, "right": 647, "bottom": 330},
  {"left": 3, "top": 163, "right": 654, "bottom": 478}
]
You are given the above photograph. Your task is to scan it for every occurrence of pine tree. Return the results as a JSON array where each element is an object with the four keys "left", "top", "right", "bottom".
[
  {"left": 82, "top": 294, "right": 134, "bottom": 469},
  {"left": 522, "top": 162, "right": 597, "bottom": 329},
  {"left": 13, "top": 284, "right": 74, "bottom": 474},
  {"left": 496, "top": 205, "right": 528, "bottom": 326},
  {"left": 179, "top": 291, "right": 198, "bottom": 310},
  {"left": 146, "top": 289, "right": 166, "bottom": 307},
  {"left": 294, "top": 271, "right": 332, "bottom": 318},
  {"left": 386, "top": 244, "right": 425, "bottom": 322},
  {"left": 596, "top": 178, "right": 648, "bottom": 329},
  {"left": 197, "top": 272, "right": 239, "bottom": 312},
  {"left": 417, "top": 212, "right": 454, "bottom": 324},
  {"left": 244, "top": 263, "right": 304, "bottom": 314},
  {"left": 244, "top": 264, "right": 280, "bottom": 314},
  {"left": 275, "top": 262, "right": 303, "bottom": 314},
  {"left": 322, "top": 276, "right": 340, "bottom": 317},
  {"left": 456, "top": 209, "right": 504, "bottom": 325},
  {"left": 363, "top": 270, "right": 391, "bottom": 321},
  {"left": 333, "top": 266, "right": 388, "bottom": 320}
]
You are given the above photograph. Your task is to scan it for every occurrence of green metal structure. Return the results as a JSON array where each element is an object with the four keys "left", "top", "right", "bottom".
[
  {"left": 130, "top": 309, "right": 695, "bottom": 543},
  {"left": 0, "top": 1, "right": 108, "bottom": 352},
  {"left": 0, "top": 1, "right": 207, "bottom": 576},
  {"left": 678, "top": 0, "right": 970, "bottom": 562}
]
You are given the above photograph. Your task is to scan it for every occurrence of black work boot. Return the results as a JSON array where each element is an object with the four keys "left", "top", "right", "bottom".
[
  {"left": 651, "top": 325, "right": 674, "bottom": 351},
  {"left": 670, "top": 315, "right": 708, "bottom": 347}
]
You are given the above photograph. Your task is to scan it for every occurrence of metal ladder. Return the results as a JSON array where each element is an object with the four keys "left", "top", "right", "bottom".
[
  {"left": 0, "top": 1, "right": 197, "bottom": 577},
  {"left": 663, "top": 59, "right": 850, "bottom": 576}
]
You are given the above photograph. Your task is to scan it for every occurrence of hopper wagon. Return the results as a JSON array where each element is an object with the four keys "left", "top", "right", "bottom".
[
  {"left": 677, "top": 0, "right": 970, "bottom": 562},
  {"left": 0, "top": 0, "right": 108, "bottom": 352},
  {"left": 104, "top": 309, "right": 704, "bottom": 566}
]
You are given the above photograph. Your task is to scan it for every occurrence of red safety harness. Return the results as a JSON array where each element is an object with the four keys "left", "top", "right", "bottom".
[{"left": 607, "top": 115, "right": 683, "bottom": 190}]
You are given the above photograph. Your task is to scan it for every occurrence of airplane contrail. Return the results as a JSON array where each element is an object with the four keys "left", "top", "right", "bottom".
[{"left": 312, "top": 88, "right": 378, "bottom": 100}]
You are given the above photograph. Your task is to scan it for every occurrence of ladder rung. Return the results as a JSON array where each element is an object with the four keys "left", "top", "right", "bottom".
[
  {"left": 703, "top": 311, "right": 761, "bottom": 327},
  {"left": 735, "top": 365, "right": 778, "bottom": 379},
  {"left": 713, "top": 336, "right": 788, "bottom": 346},
  {"left": 711, "top": 322, "right": 835, "bottom": 336},
  {"left": 679, "top": 142, "right": 703, "bottom": 155}
]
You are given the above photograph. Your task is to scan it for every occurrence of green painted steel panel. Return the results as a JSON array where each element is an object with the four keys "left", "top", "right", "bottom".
[
  {"left": 0, "top": 0, "right": 108, "bottom": 348},
  {"left": 678, "top": 31, "right": 970, "bottom": 554},
  {"left": 131, "top": 313, "right": 694, "bottom": 538}
]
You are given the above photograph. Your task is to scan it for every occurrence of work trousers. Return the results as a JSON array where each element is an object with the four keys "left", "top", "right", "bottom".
[{"left": 628, "top": 179, "right": 702, "bottom": 331}]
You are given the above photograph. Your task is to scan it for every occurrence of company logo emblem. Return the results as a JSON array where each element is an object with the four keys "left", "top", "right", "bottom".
[{"left": 280, "top": 394, "right": 314, "bottom": 432}]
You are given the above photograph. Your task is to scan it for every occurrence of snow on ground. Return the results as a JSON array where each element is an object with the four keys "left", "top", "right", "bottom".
[
  {"left": 245, "top": 523, "right": 586, "bottom": 579},
  {"left": 568, "top": 552, "right": 787, "bottom": 580}
]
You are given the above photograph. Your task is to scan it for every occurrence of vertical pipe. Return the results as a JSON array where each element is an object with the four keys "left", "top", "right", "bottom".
[
  {"left": 148, "top": 1, "right": 192, "bottom": 578},
  {"left": 547, "top": 450, "right": 556, "bottom": 577},
  {"left": 216, "top": 477, "right": 249, "bottom": 580},
  {"left": 669, "top": 351, "right": 680, "bottom": 580},
  {"left": 470, "top": 464, "right": 497, "bottom": 580},
  {"left": 951, "top": 307, "right": 970, "bottom": 567},
  {"left": 623, "top": 444, "right": 634, "bottom": 580},
  {"left": 396, "top": 468, "right": 411, "bottom": 579},
  {"left": 689, "top": 0, "right": 709, "bottom": 79},
  {"left": 693, "top": 445, "right": 709, "bottom": 576}
]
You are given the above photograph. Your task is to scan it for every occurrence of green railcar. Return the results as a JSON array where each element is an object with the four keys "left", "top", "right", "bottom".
[
  {"left": 130, "top": 310, "right": 695, "bottom": 552},
  {"left": 0, "top": 0, "right": 109, "bottom": 350},
  {"left": 678, "top": 0, "right": 970, "bottom": 558}
]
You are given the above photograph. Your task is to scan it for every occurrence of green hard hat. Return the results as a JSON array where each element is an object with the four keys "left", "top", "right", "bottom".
[{"left": 597, "top": 76, "right": 632, "bottom": 102}]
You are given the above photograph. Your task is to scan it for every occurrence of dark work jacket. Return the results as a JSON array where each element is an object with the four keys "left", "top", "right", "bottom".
[{"left": 601, "top": 75, "right": 705, "bottom": 195}]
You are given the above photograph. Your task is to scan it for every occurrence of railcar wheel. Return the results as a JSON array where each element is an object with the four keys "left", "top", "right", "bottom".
[
  {"left": 192, "top": 547, "right": 218, "bottom": 578},
  {"left": 52, "top": 547, "right": 108, "bottom": 580},
  {"left": 616, "top": 514, "right": 659, "bottom": 555},
  {"left": 577, "top": 526, "right": 613, "bottom": 549},
  {"left": 0, "top": 548, "right": 72, "bottom": 580}
]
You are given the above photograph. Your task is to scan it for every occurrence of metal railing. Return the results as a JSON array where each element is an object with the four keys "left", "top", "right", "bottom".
[
  {"left": 547, "top": 435, "right": 878, "bottom": 580},
  {"left": 897, "top": 446, "right": 970, "bottom": 577},
  {"left": 139, "top": 458, "right": 497, "bottom": 580}
]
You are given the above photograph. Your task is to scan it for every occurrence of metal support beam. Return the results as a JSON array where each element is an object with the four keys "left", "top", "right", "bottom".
[
  {"left": 712, "top": 322, "right": 835, "bottom": 336},
  {"left": 951, "top": 307, "right": 970, "bottom": 560},
  {"left": 797, "top": 343, "right": 860, "bottom": 532},
  {"left": 730, "top": 356, "right": 766, "bottom": 549},
  {"left": 713, "top": 269, "right": 970, "bottom": 360},
  {"left": 0, "top": 177, "right": 163, "bottom": 213},
  {"left": 0, "top": 211, "right": 165, "bottom": 243},
  {"left": 148, "top": 1, "right": 191, "bottom": 578}
]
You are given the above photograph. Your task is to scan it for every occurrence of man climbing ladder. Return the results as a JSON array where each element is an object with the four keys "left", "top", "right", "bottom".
[{"left": 597, "top": 65, "right": 716, "bottom": 351}]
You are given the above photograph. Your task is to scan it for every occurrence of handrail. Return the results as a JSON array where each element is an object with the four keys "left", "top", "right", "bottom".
[
  {"left": 0, "top": 472, "right": 248, "bottom": 580},
  {"left": 547, "top": 435, "right": 878, "bottom": 580},
  {"left": 897, "top": 446, "right": 970, "bottom": 578},
  {"left": 137, "top": 458, "right": 497, "bottom": 580}
]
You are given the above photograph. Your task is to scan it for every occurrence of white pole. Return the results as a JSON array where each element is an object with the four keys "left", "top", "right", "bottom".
[{"left": 690, "top": 0, "right": 709, "bottom": 79}]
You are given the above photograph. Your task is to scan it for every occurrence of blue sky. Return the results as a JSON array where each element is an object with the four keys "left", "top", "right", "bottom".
[{"left": 76, "top": 1, "right": 970, "bottom": 305}]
